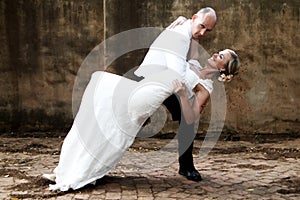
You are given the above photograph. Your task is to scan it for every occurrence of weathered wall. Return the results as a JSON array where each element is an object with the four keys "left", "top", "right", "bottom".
[
  {"left": 0, "top": 0, "right": 104, "bottom": 133},
  {"left": 0, "top": 0, "right": 299, "bottom": 136}
]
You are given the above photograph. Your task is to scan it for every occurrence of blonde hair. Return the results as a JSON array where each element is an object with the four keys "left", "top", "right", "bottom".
[
  {"left": 226, "top": 49, "right": 240, "bottom": 75},
  {"left": 218, "top": 49, "right": 241, "bottom": 82}
]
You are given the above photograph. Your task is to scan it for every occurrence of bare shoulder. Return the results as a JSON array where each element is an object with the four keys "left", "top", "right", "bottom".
[{"left": 193, "top": 83, "right": 210, "bottom": 97}]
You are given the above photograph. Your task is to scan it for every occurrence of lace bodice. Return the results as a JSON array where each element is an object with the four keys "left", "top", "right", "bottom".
[{"left": 185, "top": 61, "right": 213, "bottom": 99}]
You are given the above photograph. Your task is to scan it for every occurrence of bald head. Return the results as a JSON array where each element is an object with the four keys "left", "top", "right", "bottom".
[
  {"left": 196, "top": 7, "right": 217, "bottom": 26},
  {"left": 197, "top": 7, "right": 217, "bottom": 19},
  {"left": 190, "top": 7, "right": 217, "bottom": 39}
]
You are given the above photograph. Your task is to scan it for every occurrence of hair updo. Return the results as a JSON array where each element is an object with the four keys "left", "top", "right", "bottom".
[{"left": 218, "top": 49, "right": 241, "bottom": 82}]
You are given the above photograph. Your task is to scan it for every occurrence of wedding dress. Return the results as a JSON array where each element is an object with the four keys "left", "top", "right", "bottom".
[{"left": 47, "top": 64, "right": 213, "bottom": 191}]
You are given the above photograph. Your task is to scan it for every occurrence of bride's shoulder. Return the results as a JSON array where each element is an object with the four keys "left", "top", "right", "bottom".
[{"left": 193, "top": 83, "right": 209, "bottom": 94}]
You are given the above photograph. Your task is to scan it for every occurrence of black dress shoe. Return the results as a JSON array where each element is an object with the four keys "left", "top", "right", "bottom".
[{"left": 179, "top": 168, "right": 202, "bottom": 182}]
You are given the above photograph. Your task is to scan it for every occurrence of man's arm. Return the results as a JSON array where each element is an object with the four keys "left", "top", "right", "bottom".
[{"left": 135, "top": 16, "right": 191, "bottom": 80}]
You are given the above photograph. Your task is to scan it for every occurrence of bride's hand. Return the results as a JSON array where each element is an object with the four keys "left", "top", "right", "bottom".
[
  {"left": 167, "top": 16, "right": 187, "bottom": 29},
  {"left": 173, "top": 80, "right": 188, "bottom": 97}
]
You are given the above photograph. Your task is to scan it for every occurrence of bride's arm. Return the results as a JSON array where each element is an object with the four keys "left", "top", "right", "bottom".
[
  {"left": 173, "top": 81, "right": 209, "bottom": 124},
  {"left": 191, "top": 83, "right": 210, "bottom": 117}
]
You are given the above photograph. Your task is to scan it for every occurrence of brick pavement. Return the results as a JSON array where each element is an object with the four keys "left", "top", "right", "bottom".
[{"left": 0, "top": 137, "right": 299, "bottom": 199}]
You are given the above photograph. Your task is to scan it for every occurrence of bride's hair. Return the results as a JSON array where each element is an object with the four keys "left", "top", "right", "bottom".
[
  {"left": 218, "top": 49, "right": 241, "bottom": 82},
  {"left": 226, "top": 49, "right": 240, "bottom": 75}
]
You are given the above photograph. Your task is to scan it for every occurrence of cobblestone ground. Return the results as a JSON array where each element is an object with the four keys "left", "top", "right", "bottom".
[{"left": 0, "top": 136, "right": 299, "bottom": 200}]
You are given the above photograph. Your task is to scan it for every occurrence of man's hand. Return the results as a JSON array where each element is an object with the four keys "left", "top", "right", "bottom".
[
  {"left": 173, "top": 79, "right": 188, "bottom": 97},
  {"left": 167, "top": 16, "right": 187, "bottom": 29}
]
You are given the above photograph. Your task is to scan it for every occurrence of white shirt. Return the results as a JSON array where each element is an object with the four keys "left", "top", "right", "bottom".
[
  {"left": 135, "top": 21, "right": 213, "bottom": 99},
  {"left": 134, "top": 20, "right": 192, "bottom": 80}
]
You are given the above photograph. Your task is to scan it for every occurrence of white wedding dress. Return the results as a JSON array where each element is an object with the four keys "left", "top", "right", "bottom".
[{"left": 47, "top": 65, "right": 213, "bottom": 191}]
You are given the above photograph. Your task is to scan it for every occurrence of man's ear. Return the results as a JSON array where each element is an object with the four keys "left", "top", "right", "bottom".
[{"left": 191, "top": 14, "right": 198, "bottom": 21}]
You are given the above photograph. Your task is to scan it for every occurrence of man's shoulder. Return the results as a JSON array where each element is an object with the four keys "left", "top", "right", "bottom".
[{"left": 172, "top": 20, "right": 191, "bottom": 36}]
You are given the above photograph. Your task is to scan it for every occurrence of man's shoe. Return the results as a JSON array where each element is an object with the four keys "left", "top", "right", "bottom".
[{"left": 179, "top": 168, "right": 202, "bottom": 182}]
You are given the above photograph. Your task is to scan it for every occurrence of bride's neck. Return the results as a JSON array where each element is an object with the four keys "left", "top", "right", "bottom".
[{"left": 199, "top": 63, "right": 219, "bottom": 79}]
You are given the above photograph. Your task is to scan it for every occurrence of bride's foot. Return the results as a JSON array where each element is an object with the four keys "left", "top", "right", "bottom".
[{"left": 42, "top": 173, "right": 56, "bottom": 182}]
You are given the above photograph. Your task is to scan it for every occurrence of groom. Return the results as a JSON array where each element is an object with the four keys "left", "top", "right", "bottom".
[{"left": 134, "top": 7, "right": 217, "bottom": 181}]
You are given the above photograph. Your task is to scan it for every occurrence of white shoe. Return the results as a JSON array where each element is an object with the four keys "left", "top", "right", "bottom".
[{"left": 42, "top": 173, "right": 56, "bottom": 182}]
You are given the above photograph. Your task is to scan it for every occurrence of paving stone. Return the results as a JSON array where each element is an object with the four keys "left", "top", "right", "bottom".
[
  {"left": 153, "top": 197, "right": 175, "bottom": 200},
  {"left": 169, "top": 192, "right": 191, "bottom": 198},
  {"left": 137, "top": 188, "right": 153, "bottom": 196},
  {"left": 211, "top": 179, "right": 232, "bottom": 186},
  {"left": 200, "top": 185, "right": 216, "bottom": 193},
  {"left": 136, "top": 196, "right": 154, "bottom": 200},
  {"left": 286, "top": 195, "right": 300, "bottom": 200},
  {"left": 0, "top": 177, "right": 14, "bottom": 186},
  {"left": 89, "top": 194, "right": 106, "bottom": 199},
  {"left": 106, "top": 191, "right": 121, "bottom": 199},
  {"left": 121, "top": 195, "right": 138, "bottom": 199},
  {"left": 228, "top": 179, "right": 245, "bottom": 184},
  {"left": 0, "top": 137, "right": 299, "bottom": 200},
  {"left": 91, "top": 189, "right": 105, "bottom": 195},
  {"left": 151, "top": 186, "right": 168, "bottom": 193},
  {"left": 0, "top": 193, "right": 9, "bottom": 200},
  {"left": 44, "top": 197, "right": 56, "bottom": 200},
  {"left": 106, "top": 183, "right": 122, "bottom": 192},
  {"left": 154, "top": 191, "right": 171, "bottom": 198},
  {"left": 56, "top": 195, "right": 75, "bottom": 200},
  {"left": 267, "top": 196, "right": 286, "bottom": 200},
  {"left": 73, "top": 193, "right": 90, "bottom": 200}
]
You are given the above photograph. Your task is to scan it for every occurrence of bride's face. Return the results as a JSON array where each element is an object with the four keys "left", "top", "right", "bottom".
[{"left": 207, "top": 50, "right": 232, "bottom": 71}]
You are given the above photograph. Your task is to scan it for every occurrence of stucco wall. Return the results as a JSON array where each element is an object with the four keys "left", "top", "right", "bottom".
[{"left": 0, "top": 0, "right": 299, "bottom": 136}]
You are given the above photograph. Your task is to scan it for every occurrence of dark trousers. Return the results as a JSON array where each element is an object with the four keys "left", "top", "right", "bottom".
[{"left": 163, "top": 94, "right": 196, "bottom": 170}]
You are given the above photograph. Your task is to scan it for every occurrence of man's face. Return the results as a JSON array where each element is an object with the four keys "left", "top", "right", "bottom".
[{"left": 191, "top": 13, "right": 216, "bottom": 39}]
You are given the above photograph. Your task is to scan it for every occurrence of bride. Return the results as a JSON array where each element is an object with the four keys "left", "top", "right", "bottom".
[{"left": 43, "top": 46, "right": 240, "bottom": 191}]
